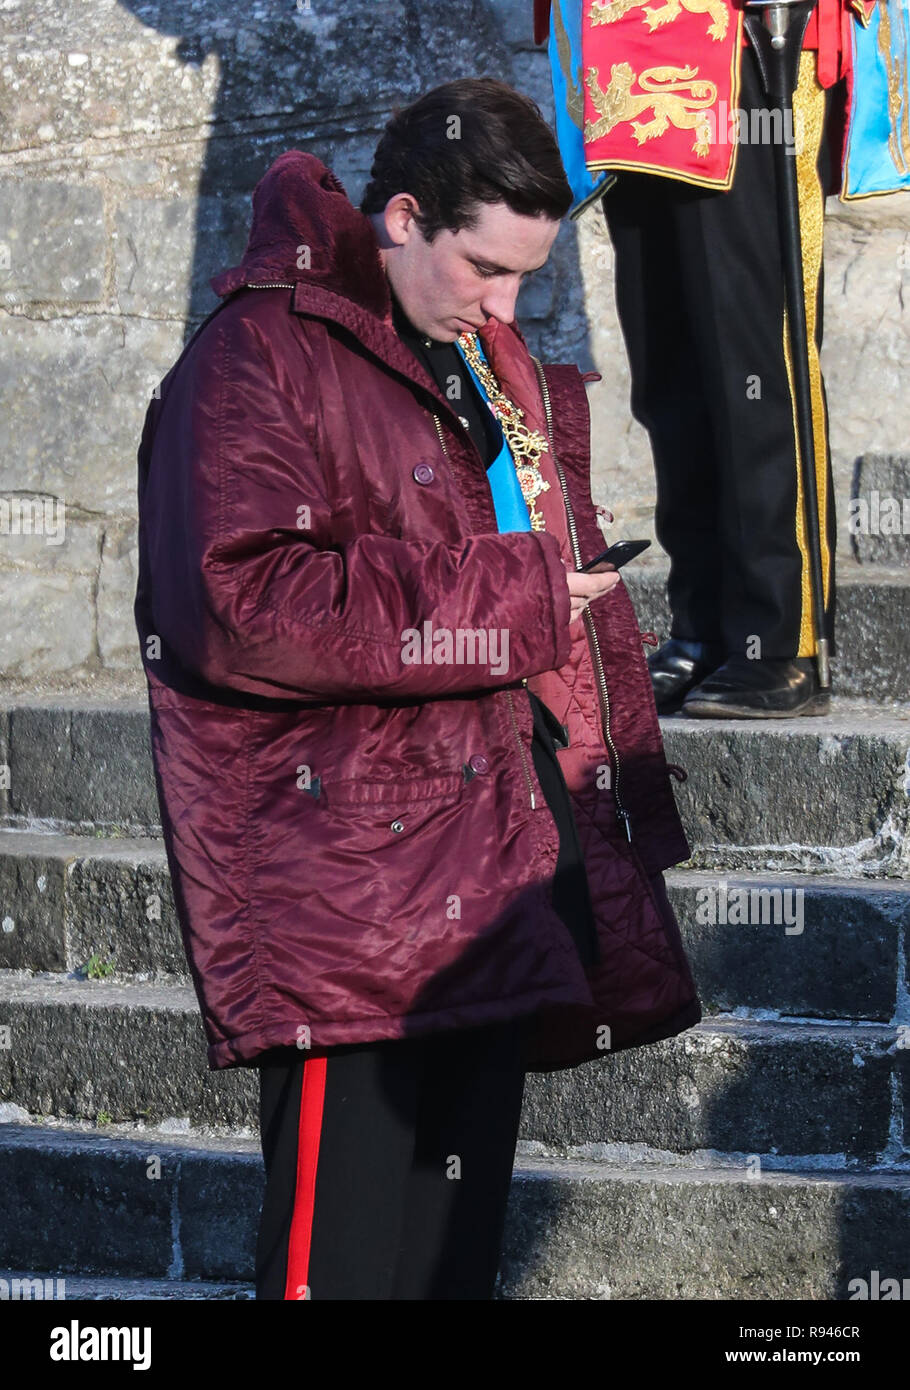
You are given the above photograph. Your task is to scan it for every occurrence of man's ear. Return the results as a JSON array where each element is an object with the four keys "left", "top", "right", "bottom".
[{"left": 383, "top": 192, "right": 422, "bottom": 247}]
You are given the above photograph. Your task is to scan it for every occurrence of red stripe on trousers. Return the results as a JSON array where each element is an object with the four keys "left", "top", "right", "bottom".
[{"left": 283, "top": 1054, "right": 327, "bottom": 1300}]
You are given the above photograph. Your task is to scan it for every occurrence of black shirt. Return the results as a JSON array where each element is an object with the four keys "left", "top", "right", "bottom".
[{"left": 389, "top": 291, "right": 503, "bottom": 467}]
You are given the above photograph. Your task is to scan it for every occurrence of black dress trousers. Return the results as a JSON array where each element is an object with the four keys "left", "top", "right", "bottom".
[{"left": 602, "top": 43, "right": 838, "bottom": 662}]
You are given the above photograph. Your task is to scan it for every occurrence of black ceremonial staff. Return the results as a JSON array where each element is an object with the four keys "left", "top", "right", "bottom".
[{"left": 744, "top": 0, "right": 831, "bottom": 688}]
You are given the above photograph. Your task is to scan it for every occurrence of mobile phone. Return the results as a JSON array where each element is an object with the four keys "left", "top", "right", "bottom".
[{"left": 580, "top": 538, "right": 651, "bottom": 573}]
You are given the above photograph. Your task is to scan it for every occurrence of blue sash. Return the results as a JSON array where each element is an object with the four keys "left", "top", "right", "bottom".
[
  {"left": 546, "top": 0, "right": 613, "bottom": 217},
  {"left": 454, "top": 337, "right": 532, "bottom": 534}
]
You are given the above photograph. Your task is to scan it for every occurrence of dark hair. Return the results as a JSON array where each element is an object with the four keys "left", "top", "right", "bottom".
[{"left": 360, "top": 77, "right": 572, "bottom": 241}]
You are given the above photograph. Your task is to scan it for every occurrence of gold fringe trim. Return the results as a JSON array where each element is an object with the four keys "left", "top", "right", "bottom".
[{"left": 782, "top": 51, "right": 831, "bottom": 658}]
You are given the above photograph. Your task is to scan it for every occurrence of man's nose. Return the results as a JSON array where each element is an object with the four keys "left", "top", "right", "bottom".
[{"left": 480, "top": 274, "right": 523, "bottom": 325}]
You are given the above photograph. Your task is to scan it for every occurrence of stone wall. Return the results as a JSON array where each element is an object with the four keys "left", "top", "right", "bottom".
[{"left": 1, "top": 0, "right": 907, "bottom": 681}]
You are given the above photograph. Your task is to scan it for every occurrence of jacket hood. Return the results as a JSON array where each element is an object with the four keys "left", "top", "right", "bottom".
[{"left": 210, "top": 150, "right": 393, "bottom": 322}]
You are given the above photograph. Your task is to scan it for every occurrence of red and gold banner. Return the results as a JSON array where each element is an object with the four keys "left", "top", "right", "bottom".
[{"left": 580, "top": 0, "right": 743, "bottom": 188}]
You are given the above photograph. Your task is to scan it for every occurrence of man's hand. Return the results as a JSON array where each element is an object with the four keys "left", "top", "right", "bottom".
[{"left": 566, "top": 564, "right": 621, "bottom": 622}]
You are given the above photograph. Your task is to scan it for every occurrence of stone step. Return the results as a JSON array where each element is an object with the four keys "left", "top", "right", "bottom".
[
  {"left": 660, "top": 703, "right": 910, "bottom": 877},
  {"left": 663, "top": 870, "right": 910, "bottom": 1022},
  {"left": 500, "top": 1152, "right": 910, "bottom": 1301},
  {"left": 2, "top": 829, "right": 907, "bottom": 1019},
  {"left": 0, "top": 829, "right": 181, "bottom": 977},
  {"left": 0, "top": 698, "right": 157, "bottom": 835},
  {"left": 523, "top": 1017, "right": 907, "bottom": 1166},
  {"left": 0, "top": 1271, "right": 253, "bottom": 1300},
  {"left": 0, "top": 1121, "right": 262, "bottom": 1287},
  {"left": 625, "top": 564, "right": 910, "bottom": 703},
  {"left": 1, "top": 974, "right": 905, "bottom": 1161},
  {"left": 2, "top": 697, "right": 910, "bottom": 875},
  {"left": 1, "top": 1122, "right": 908, "bottom": 1300}
]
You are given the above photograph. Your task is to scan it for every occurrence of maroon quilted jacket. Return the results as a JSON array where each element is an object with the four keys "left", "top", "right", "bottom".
[{"left": 133, "top": 150, "right": 701, "bottom": 1072}]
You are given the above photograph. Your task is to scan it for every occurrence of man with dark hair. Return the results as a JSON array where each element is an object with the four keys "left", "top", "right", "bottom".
[
  {"left": 134, "top": 77, "right": 700, "bottom": 1300},
  {"left": 359, "top": 80, "right": 574, "bottom": 236}
]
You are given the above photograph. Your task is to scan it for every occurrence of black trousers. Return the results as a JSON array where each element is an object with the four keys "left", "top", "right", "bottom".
[
  {"left": 602, "top": 44, "right": 838, "bottom": 661},
  {"left": 255, "top": 1013, "right": 532, "bottom": 1300}
]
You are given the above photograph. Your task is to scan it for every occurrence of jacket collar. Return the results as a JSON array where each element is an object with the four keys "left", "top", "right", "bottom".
[{"left": 210, "top": 149, "right": 393, "bottom": 320}]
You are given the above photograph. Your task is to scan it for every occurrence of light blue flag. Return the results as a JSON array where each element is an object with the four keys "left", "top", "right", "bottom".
[{"left": 843, "top": 0, "right": 910, "bottom": 197}]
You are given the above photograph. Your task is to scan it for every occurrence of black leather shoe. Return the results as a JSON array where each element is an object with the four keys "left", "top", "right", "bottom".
[
  {"left": 648, "top": 638, "right": 725, "bottom": 713},
  {"left": 681, "top": 654, "right": 830, "bottom": 718}
]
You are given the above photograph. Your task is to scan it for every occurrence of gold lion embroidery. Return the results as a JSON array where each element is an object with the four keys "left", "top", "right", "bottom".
[
  {"left": 588, "top": 0, "right": 729, "bottom": 42},
  {"left": 585, "top": 61, "right": 718, "bottom": 156}
]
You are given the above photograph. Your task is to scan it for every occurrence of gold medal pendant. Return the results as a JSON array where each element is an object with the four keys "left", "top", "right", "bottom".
[{"left": 457, "top": 333, "right": 550, "bottom": 531}]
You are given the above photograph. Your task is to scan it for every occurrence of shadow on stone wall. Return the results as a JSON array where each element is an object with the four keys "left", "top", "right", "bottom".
[{"left": 116, "top": 0, "right": 594, "bottom": 360}]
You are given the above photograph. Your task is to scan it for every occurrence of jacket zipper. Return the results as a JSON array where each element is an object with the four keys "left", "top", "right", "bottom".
[
  {"left": 530, "top": 356, "right": 633, "bottom": 843},
  {"left": 431, "top": 413, "right": 537, "bottom": 811},
  {"left": 246, "top": 282, "right": 297, "bottom": 289}
]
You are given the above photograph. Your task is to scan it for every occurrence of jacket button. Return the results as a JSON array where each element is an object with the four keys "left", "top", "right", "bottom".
[
  {"left": 413, "top": 463, "right": 434, "bottom": 485},
  {"left": 390, "top": 819, "right": 405, "bottom": 833},
  {"left": 468, "top": 753, "right": 490, "bottom": 775}
]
